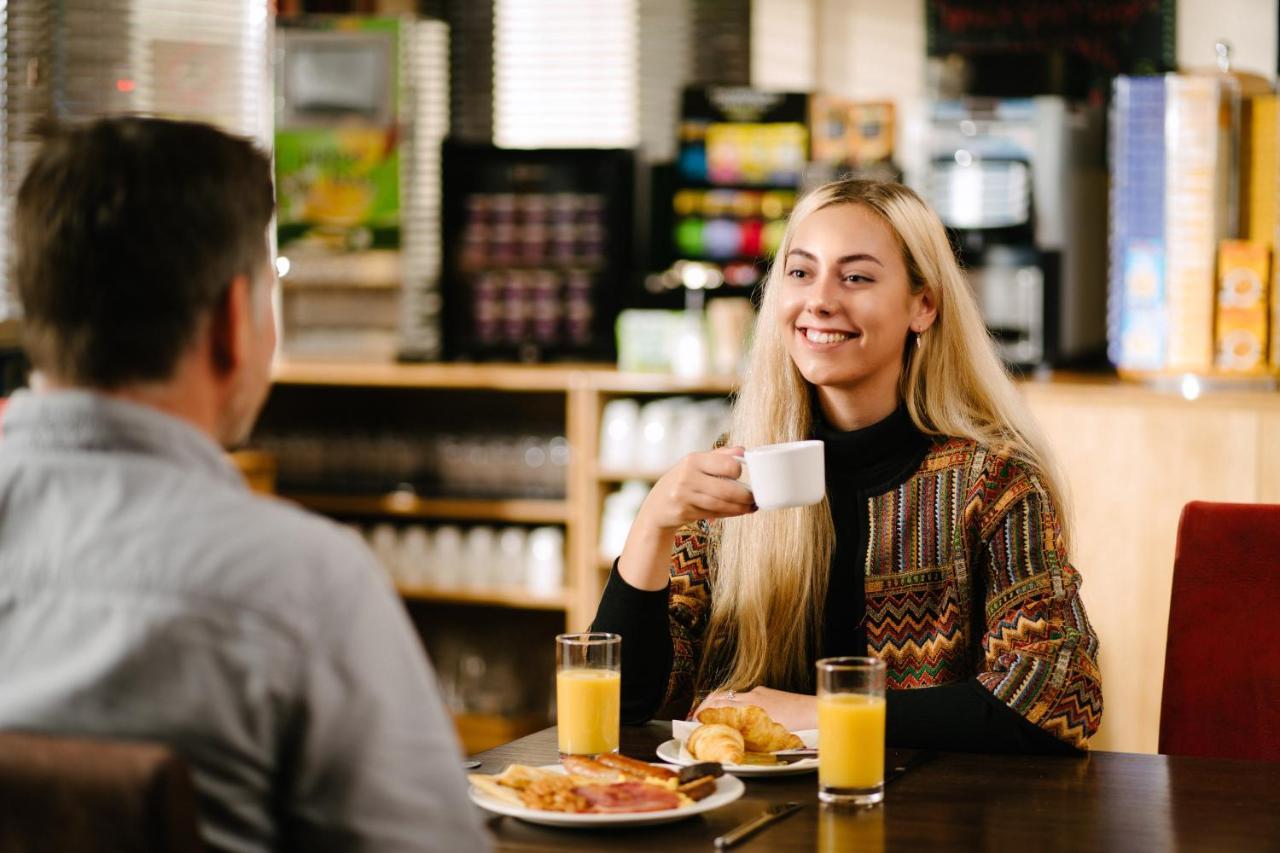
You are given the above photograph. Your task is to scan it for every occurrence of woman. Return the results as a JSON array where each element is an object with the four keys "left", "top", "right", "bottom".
[{"left": 592, "top": 179, "right": 1102, "bottom": 753}]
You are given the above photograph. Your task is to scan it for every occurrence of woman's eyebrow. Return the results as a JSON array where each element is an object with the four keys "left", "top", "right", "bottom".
[{"left": 786, "top": 248, "right": 882, "bottom": 266}]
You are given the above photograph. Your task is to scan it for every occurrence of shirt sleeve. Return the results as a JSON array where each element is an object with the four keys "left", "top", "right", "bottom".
[
  {"left": 589, "top": 521, "right": 714, "bottom": 724},
  {"left": 960, "top": 452, "right": 1104, "bottom": 750},
  {"left": 280, "top": 536, "right": 492, "bottom": 853},
  {"left": 591, "top": 562, "right": 672, "bottom": 724}
]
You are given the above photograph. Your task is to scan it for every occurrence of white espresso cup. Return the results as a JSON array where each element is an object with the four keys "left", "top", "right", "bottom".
[{"left": 740, "top": 440, "right": 826, "bottom": 510}]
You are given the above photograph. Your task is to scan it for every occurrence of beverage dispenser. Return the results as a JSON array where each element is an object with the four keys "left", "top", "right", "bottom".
[{"left": 906, "top": 97, "right": 1108, "bottom": 368}]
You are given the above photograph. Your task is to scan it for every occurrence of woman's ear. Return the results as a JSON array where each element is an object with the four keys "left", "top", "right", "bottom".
[
  {"left": 912, "top": 288, "right": 939, "bottom": 333},
  {"left": 208, "top": 274, "right": 253, "bottom": 376}
]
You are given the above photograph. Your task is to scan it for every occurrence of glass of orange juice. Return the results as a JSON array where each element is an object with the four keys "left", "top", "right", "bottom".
[
  {"left": 817, "top": 656, "right": 886, "bottom": 806},
  {"left": 556, "top": 632, "right": 621, "bottom": 758}
]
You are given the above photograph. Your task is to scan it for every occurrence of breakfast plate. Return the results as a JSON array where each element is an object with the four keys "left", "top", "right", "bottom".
[
  {"left": 468, "top": 763, "right": 745, "bottom": 828},
  {"left": 656, "top": 720, "right": 820, "bottom": 777}
]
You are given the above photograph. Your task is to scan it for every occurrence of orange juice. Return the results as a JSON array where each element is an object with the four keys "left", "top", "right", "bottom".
[
  {"left": 818, "top": 693, "right": 886, "bottom": 789},
  {"left": 556, "top": 668, "right": 620, "bottom": 755}
]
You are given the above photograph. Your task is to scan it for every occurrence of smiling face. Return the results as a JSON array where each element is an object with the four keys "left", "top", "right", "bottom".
[{"left": 778, "top": 202, "right": 935, "bottom": 427}]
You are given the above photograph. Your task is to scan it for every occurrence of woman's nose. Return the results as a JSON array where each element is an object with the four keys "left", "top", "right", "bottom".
[{"left": 806, "top": 274, "right": 839, "bottom": 314}]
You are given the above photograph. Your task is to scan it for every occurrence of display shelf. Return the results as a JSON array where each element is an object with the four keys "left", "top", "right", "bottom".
[
  {"left": 396, "top": 582, "right": 569, "bottom": 612},
  {"left": 588, "top": 371, "right": 738, "bottom": 395},
  {"left": 597, "top": 468, "right": 665, "bottom": 483},
  {"left": 284, "top": 492, "right": 569, "bottom": 524},
  {"left": 272, "top": 359, "right": 591, "bottom": 392},
  {"left": 269, "top": 362, "right": 744, "bottom": 630}
]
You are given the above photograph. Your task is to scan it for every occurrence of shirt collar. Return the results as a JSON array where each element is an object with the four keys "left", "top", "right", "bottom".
[
  {"left": 1, "top": 388, "right": 245, "bottom": 488},
  {"left": 811, "top": 402, "right": 931, "bottom": 493}
]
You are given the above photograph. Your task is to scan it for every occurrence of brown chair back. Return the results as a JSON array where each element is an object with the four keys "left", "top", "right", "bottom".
[
  {"left": 0, "top": 731, "right": 203, "bottom": 852},
  {"left": 1159, "top": 501, "right": 1280, "bottom": 761}
]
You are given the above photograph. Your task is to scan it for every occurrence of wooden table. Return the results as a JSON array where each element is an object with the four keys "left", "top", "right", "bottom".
[{"left": 470, "top": 724, "right": 1280, "bottom": 851}]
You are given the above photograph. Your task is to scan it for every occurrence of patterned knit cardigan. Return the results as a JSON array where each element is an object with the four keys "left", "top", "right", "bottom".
[{"left": 658, "top": 437, "right": 1104, "bottom": 750}]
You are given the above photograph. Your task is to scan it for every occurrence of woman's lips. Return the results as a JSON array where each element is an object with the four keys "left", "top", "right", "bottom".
[{"left": 799, "top": 327, "right": 859, "bottom": 345}]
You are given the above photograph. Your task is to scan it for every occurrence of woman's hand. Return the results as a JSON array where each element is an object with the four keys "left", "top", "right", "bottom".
[
  {"left": 616, "top": 447, "right": 754, "bottom": 592},
  {"left": 693, "top": 686, "right": 818, "bottom": 732},
  {"left": 635, "top": 446, "right": 755, "bottom": 532}
]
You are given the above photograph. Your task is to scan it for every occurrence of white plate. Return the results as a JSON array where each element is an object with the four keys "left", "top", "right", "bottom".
[
  {"left": 468, "top": 763, "right": 745, "bottom": 828},
  {"left": 657, "top": 721, "right": 820, "bottom": 777}
]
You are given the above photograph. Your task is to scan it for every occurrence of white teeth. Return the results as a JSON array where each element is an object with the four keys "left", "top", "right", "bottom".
[{"left": 804, "top": 329, "right": 852, "bottom": 344}]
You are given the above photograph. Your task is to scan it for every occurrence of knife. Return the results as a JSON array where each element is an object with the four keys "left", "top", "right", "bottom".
[
  {"left": 772, "top": 748, "right": 817, "bottom": 759},
  {"left": 714, "top": 802, "right": 803, "bottom": 849}
]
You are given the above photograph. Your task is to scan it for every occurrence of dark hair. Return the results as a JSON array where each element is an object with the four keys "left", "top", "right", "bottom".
[{"left": 14, "top": 116, "right": 275, "bottom": 387}]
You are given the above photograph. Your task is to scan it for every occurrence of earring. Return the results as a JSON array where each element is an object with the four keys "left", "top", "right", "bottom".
[{"left": 914, "top": 329, "right": 924, "bottom": 349}]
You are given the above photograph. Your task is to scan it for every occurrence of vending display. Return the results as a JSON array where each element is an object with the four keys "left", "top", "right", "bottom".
[
  {"left": 441, "top": 143, "right": 633, "bottom": 361},
  {"left": 670, "top": 87, "right": 808, "bottom": 287}
]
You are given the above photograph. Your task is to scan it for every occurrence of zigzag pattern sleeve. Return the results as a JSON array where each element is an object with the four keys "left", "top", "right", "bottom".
[
  {"left": 655, "top": 520, "right": 714, "bottom": 721},
  {"left": 965, "top": 454, "right": 1104, "bottom": 749}
]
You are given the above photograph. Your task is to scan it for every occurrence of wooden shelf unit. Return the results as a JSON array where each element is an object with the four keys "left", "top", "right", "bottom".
[
  {"left": 395, "top": 582, "right": 569, "bottom": 611},
  {"left": 286, "top": 492, "right": 568, "bottom": 524},
  {"left": 268, "top": 360, "right": 738, "bottom": 630},
  {"left": 596, "top": 468, "right": 665, "bottom": 483}
]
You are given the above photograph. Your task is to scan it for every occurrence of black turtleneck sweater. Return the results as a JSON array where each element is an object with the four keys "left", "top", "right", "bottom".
[
  {"left": 592, "top": 405, "right": 1078, "bottom": 755},
  {"left": 813, "top": 404, "right": 931, "bottom": 665}
]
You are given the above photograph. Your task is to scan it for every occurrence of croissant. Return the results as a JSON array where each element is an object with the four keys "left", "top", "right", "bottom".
[
  {"left": 686, "top": 723, "right": 745, "bottom": 764},
  {"left": 696, "top": 704, "right": 804, "bottom": 753}
]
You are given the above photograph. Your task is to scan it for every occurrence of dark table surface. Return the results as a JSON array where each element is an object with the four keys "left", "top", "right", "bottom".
[{"left": 469, "top": 723, "right": 1280, "bottom": 852}]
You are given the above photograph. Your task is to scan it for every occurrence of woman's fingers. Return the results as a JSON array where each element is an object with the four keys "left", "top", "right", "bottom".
[
  {"left": 686, "top": 491, "right": 752, "bottom": 517},
  {"left": 701, "top": 446, "right": 746, "bottom": 478},
  {"left": 641, "top": 448, "right": 755, "bottom": 528},
  {"left": 687, "top": 488, "right": 754, "bottom": 519}
]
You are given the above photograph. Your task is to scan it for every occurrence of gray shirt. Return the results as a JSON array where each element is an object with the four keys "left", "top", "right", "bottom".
[{"left": 0, "top": 390, "right": 491, "bottom": 853}]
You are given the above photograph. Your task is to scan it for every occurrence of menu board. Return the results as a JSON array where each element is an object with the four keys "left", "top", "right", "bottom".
[{"left": 927, "top": 0, "right": 1175, "bottom": 98}]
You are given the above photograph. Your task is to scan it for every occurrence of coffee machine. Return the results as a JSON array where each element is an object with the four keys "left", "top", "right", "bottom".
[{"left": 903, "top": 97, "right": 1107, "bottom": 368}]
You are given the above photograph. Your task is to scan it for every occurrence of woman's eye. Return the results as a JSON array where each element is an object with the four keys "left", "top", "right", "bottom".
[
  {"left": 786, "top": 268, "right": 808, "bottom": 279},
  {"left": 844, "top": 274, "right": 873, "bottom": 284}
]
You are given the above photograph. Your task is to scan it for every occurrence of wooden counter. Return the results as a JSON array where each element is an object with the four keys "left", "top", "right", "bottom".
[{"left": 1019, "top": 373, "right": 1280, "bottom": 754}]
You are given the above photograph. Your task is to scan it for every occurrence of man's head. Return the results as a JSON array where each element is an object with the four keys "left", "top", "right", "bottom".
[{"left": 14, "top": 116, "right": 277, "bottom": 444}]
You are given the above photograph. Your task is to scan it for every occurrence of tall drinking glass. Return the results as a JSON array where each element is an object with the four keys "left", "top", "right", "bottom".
[
  {"left": 556, "top": 632, "right": 621, "bottom": 758},
  {"left": 817, "top": 656, "right": 887, "bottom": 806}
]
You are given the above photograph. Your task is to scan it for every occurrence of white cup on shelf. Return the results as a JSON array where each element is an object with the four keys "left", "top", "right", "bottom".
[
  {"left": 463, "top": 526, "right": 497, "bottom": 587},
  {"left": 599, "top": 480, "right": 649, "bottom": 563},
  {"left": 398, "top": 525, "right": 432, "bottom": 586},
  {"left": 599, "top": 399, "right": 639, "bottom": 471},
  {"left": 495, "top": 527, "right": 528, "bottom": 586},
  {"left": 671, "top": 398, "right": 711, "bottom": 460},
  {"left": 368, "top": 523, "right": 401, "bottom": 580},
  {"left": 637, "top": 398, "right": 683, "bottom": 473},
  {"left": 432, "top": 525, "right": 464, "bottom": 587},
  {"left": 525, "top": 526, "right": 565, "bottom": 596}
]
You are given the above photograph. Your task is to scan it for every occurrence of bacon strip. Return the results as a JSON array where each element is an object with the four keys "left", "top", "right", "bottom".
[{"left": 573, "top": 781, "right": 681, "bottom": 813}]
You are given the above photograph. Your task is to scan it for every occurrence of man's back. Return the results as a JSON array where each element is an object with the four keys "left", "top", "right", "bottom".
[{"left": 0, "top": 390, "right": 489, "bottom": 852}]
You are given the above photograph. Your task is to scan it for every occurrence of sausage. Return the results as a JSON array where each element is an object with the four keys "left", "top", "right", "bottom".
[
  {"left": 595, "top": 753, "right": 677, "bottom": 782},
  {"left": 561, "top": 755, "right": 622, "bottom": 780}
]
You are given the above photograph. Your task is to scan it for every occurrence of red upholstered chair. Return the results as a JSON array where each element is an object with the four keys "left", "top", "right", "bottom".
[
  {"left": 1158, "top": 501, "right": 1280, "bottom": 761},
  {"left": 0, "top": 731, "right": 204, "bottom": 852}
]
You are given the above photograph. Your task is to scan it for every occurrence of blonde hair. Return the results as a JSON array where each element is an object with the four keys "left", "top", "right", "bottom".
[{"left": 702, "top": 179, "right": 1071, "bottom": 694}]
